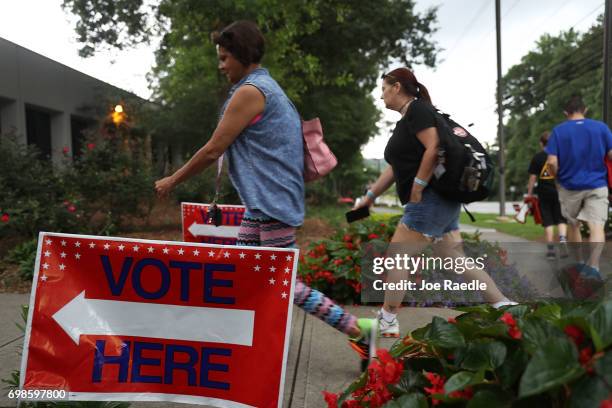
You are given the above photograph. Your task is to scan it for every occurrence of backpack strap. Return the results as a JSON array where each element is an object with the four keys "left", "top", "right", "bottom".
[{"left": 462, "top": 204, "right": 476, "bottom": 222}]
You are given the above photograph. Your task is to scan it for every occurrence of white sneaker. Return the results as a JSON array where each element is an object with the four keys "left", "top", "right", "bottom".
[
  {"left": 377, "top": 311, "right": 400, "bottom": 338},
  {"left": 492, "top": 300, "right": 518, "bottom": 309}
]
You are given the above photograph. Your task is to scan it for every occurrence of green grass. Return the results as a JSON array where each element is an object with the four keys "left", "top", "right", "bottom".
[
  {"left": 306, "top": 204, "right": 350, "bottom": 228},
  {"left": 460, "top": 211, "right": 545, "bottom": 241}
]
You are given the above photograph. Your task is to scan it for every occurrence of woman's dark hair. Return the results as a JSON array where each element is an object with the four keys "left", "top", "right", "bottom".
[
  {"left": 381, "top": 68, "right": 432, "bottom": 104},
  {"left": 540, "top": 131, "right": 550, "bottom": 146},
  {"left": 211, "top": 21, "right": 265, "bottom": 66},
  {"left": 563, "top": 94, "right": 586, "bottom": 114}
]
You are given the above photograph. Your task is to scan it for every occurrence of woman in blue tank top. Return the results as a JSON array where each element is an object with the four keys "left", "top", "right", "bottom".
[{"left": 155, "top": 20, "right": 376, "bottom": 369}]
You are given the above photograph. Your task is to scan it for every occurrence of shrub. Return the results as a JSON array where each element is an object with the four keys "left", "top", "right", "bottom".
[
  {"left": 326, "top": 301, "right": 612, "bottom": 407},
  {"left": 0, "top": 136, "right": 81, "bottom": 238}
]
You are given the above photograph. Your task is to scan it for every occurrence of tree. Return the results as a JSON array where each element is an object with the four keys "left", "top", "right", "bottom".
[
  {"left": 501, "top": 17, "right": 603, "bottom": 193},
  {"left": 62, "top": 0, "right": 440, "bottom": 198}
]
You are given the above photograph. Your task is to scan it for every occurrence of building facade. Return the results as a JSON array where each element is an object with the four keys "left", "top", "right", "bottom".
[{"left": 0, "top": 37, "right": 146, "bottom": 166}]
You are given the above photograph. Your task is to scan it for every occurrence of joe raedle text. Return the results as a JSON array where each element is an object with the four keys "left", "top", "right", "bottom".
[{"left": 373, "top": 279, "right": 488, "bottom": 292}]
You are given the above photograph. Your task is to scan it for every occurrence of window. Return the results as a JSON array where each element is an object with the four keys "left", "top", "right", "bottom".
[{"left": 26, "top": 107, "right": 52, "bottom": 159}]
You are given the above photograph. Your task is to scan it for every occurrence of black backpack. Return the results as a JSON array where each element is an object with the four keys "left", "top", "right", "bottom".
[{"left": 429, "top": 110, "right": 494, "bottom": 204}]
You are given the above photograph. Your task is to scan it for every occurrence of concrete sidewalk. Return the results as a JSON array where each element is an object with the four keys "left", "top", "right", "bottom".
[{"left": 0, "top": 293, "right": 459, "bottom": 408}]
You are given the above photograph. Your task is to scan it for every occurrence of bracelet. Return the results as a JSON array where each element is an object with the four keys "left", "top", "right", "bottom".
[
  {"left": 414, "top": 177, "right": 428, "bottom": 187},
  {"left": 366, "top": 190, "right": 376, "bottom": 200}
]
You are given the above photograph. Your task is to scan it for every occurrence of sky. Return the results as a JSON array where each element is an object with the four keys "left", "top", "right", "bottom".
[{"left": 0, "top": 0, "right": 606, "bottom": 158}]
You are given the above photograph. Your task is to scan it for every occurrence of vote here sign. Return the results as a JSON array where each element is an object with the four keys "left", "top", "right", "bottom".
[
  {"left": 20, "top": 232, "right": 298, "bottom": 408},
  {"left": 181, "top": 202, "right": 245, "bottom": 245}
]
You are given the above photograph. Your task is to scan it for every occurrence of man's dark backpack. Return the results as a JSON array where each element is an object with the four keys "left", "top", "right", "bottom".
[{"left": 429, "top": 111, "right": 494, "bottom": 204}]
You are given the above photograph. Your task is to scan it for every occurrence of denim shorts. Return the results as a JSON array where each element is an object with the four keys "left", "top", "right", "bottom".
[{"left": 400, "top": 187, "right": 461, "bottom": 239}]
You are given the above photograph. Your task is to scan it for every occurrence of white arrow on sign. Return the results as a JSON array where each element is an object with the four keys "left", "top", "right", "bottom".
[
  {"left": 188, "top": 222, "right": 241, "bottom": 238},
  {"left": 52, "top": 291, "right": 255, "bottom": 346}
]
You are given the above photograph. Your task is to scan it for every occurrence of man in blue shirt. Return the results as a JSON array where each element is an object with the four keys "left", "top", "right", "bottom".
[{"left": 546, "top": 95, "right": 612, "bottom": 273}]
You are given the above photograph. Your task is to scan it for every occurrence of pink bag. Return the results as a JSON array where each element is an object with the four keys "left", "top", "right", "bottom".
[{"left": 302, "top": 118, "right": 337, "bottom": 182}]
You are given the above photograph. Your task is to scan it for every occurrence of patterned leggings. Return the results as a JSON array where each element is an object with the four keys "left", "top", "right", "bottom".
[{"left": 237, "top": 210, "right": 357, "bottom": 335}]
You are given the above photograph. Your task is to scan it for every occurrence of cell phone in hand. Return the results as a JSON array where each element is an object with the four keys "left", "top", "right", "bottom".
[{"left": 345, "top": 206, "right": 370, "bottom": 223}]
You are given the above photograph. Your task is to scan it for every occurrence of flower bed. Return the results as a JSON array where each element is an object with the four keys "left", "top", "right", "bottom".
[
  {"left": 298, "top": 216, "right": 536, "bottom": 305},
  {"left": 324, "top": 301, "right": 612, "bottom": 407}
]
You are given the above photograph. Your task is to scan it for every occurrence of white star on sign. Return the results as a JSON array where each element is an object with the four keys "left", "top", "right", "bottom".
[
  {"left": 75, "top": 241, "right": 81, "bottom": 248},
  {"left": 61, "top": 240, "right": 66, "bottom": 246},
  {"left": 255, "top": 253, "right": 261, "bottom": 260},
  {"left": 42, "top": 263, "right": 49, "bottom": 270},
  {"left": 269, "top": 266, "right": 276, "bottom": 273},
  {"left": 283, "top": 279, "right": 289, "bottom": 286},
  {"left": 223, "top": 251, "right": 230, "bottom": 258},
  {"left": 75, "top": 253, "right": 81, "bottom": 260},
  {"left": 45, "top": 239, "right": 52, "bottom": 245},
  {"left": 163, "top": 248, "right": 169, "bottom": 254},
  {"left": 133, "top": 245, "right": 140, "bottom": 252},
  {"left": 59, "top": 264, "right": 66, "bottom": 271},
  {"left": 44, "top": 250, "right": 51, "bottom": 257},
  {"left": 89, "top": 242, "right": 96, "bottom": 248},
  {"left": 60, "top": 252, "right": 67, "bottom": 258},
  {"left": 41, "top": 275, "right": 48, "bottom": 282},
  {"left": 269, "top": 278, "right": 276, "bottom": 285},
  {"left": 285, "top": 267, "right": 291, "bottom": 274},
  {"left": 118, "top": 244, "right": 125, "bottom": 251},
  {"left": 270, "top": 254, "right": 277, "bottom": 260},
  {"left": 208, "top": 250, "right": 215, "bottom": 257},
  {"left": 286, "top": 255, "right": 292, "bottom": 261},
  {"left": 254, "top": 265, "right": 261, "bottom": 272},
  {"left": 239, "top": 252, "right": 246, "bottom": 259},
  {"left": 148, "top": 246, "right": 155, "bottom": 253},
  {"left": 178, "top": 248, "right": 185, "bottom": 255},
  {"left": 104, "top": 243, "right": 110, "bottom": 250},
  {"left": 193, "top": 249, "right": 200, "bottom": 256},
  {"left": 281, "top": 292, "right": 288, "bottom": 299}
]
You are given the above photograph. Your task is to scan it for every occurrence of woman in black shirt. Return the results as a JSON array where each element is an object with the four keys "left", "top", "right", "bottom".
[{"left": 354, "top": 68, "right": 515, "bottom": 337}]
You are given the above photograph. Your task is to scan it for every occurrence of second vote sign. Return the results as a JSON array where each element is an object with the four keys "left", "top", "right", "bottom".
[
  {"left": 20, "top": 232, "right": 298, "bottom": 408},
  {"left": 181, "top": 202, "right": 245, "bottom": 245}
]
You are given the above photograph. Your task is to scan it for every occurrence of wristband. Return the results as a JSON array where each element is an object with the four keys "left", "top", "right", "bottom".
[
  {"left": 414, "top": 177, "right": 428, "bottom": 187},
  {"left": 366, "top": 190, "right": 376, "bottom": 200}
]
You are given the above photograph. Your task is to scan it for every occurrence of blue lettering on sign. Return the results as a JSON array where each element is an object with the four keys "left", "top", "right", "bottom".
[
  {"left": 132, "top": 259, "right": 171, "bottom": 299},
  {"left": 92, "top": 340, "right": 232, "bottom": 389},
  {"left": 132, "top": 341, "right": 163, "bottom": 383},
  {"left": 204, "top": 264, "right": 235, "bottom": 304},
  {"left": 92, "top": 339, "right": 130, "bottom": 383},
  {"left": 201, "top": 348, "right": 232, "bottom": 390},
  {"left": 99, "top": 257, "right": 235, "bottom": 305}
]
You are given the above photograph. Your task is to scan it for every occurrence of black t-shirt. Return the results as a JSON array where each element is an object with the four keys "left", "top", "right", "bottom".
[
  {"left": 383, "top": 99, "right": 437, "bottom": 204},
  {"left": 528, "top": 150, "right": 557, "bottom": 196}
]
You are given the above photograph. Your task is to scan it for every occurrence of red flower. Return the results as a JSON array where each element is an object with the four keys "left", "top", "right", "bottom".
[
  {"left": 499, "top": 312, "right": 516, "bottom": 326},
  {"left": 341, "top": 400, "right": 360, "bottom": 408},
  {"left": 322, "top": 391, "right": 338, "bottom": 408},
  {"left": 87, "top": 143, "right": 95, "bottom": 150},
  {"left": 368, "top": 233, "right": 379, "bottom": 240},
  {"left": 345, "top": 242, "right": 354, "bottom": 250},
  {"left": 380, "top": 223, "right": 386, "bottom": 227},
  {"left": 343, "top": 234, "right": 352, "bottom": 242},
  {"left": 333, "top": 259, "right": 343, "bottom": 266},
  {"left": 1, "top": 213, "right": 9, "bottom": 223},
  {"left": 564, "top": 325, "right": 584, "bottom": 346},
  {"left": 424, "top": 371, "right": 446, "bottom": 405},
  {"left": 450, "top": 387, "right": 474, "bottom": 400},
  {"left": 600, "top": 396, "right": 612, "bottom": 408},
  {"left": 447, "top": 317, "right": 457, "bottom": 324},
  {"left": 67, "top": 205, "right": 77, "bottom": 213},
  {"left": 508, "top": 325, "right": 522, "bottom": 339},
  {"left": 62, "top": 146, "right": 69, "bottom": 154},
  {"left": 579, "top": 346, "right": 593, "bottom": 366}
]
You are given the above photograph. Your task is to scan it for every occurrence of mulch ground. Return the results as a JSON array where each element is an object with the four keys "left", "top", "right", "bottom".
[{"left": 0, "top": 202, "right": 336, "bottom": 294}]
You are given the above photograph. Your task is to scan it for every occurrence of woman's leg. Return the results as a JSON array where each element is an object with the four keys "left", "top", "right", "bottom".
[{"left": 237, "top": 211, "right": 360, "bottom": 337}]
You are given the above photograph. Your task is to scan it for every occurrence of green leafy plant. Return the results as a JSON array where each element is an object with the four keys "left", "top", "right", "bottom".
[
  {"left": 325, "top": 301, "right": 612, "bottom": 407},
  {"left": 5, "top": 239, "right": 38, "bottom": 281}
]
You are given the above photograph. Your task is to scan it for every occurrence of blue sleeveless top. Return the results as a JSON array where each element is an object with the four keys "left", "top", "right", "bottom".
[{"left": 221, "top": 68, "right": 305, "bottom": 226}]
